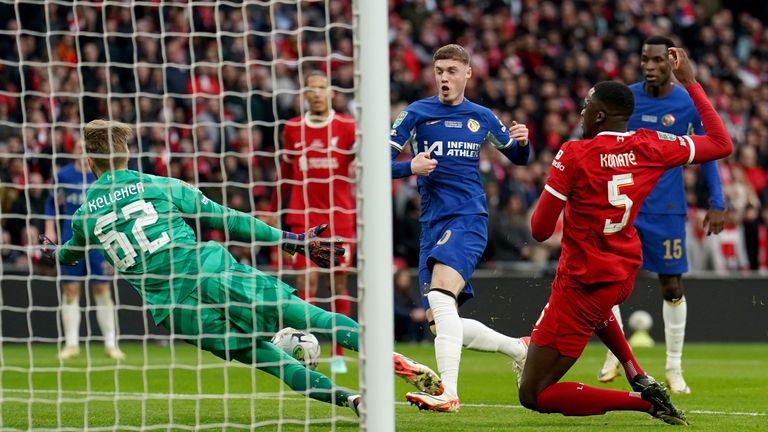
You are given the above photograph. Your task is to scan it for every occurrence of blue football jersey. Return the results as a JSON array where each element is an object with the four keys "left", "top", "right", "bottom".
[
  {"left": 628, "top": 82, "right": 704, "bottom": 215},
  {"left": 45, "top": 163, "right": 96, "bottom": 241},
  {"left": 390, "top": 96, "right": 512, "bottom": 223}
]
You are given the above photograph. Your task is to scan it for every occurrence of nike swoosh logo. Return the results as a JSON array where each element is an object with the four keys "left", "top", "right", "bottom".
[{"left": 427, "top": 120, "right": 441, "bottom": 125}]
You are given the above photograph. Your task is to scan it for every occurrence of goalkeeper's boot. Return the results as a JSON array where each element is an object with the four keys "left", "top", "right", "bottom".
[
  {"left": 393, "top": 352, "right": 444, "bottom": 396},
  {"left": 665, "top": 368, "right": 691, "bottom": 395},
  {"left": 105, "top": 346, "right": 126, "bottom": 361},
  {"left": 57, "top": 346, "right": 80, "bottom": 360},
  {"left": 631, "top": 374, "right": 688, "bottom": 425},
  {"left": 405, "top": 392, "right": 460, "bottom": 413},
  {"left": 512, "top": 336, "right": 530, "bottom": 388},
  {"left": 347, "top": 395, "right": 361, "bottom": 417},
  {"left": 597, "top": 350, "right": 622, "bottom": 383}
]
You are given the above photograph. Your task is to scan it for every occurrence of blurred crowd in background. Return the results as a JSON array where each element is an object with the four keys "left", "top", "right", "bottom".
[{"left": 1, "top": 0, "right": 767, "bottom": 291}]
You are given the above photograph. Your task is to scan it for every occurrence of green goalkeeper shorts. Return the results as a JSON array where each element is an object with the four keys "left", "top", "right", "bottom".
[{"left": 161, "top": 261, "right": 301, "bottom": 352}]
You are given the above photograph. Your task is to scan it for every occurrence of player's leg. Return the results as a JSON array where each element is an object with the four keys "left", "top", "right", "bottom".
[
  {"left": 221, "top": 341, "right": 360, "bottom": 413},
  {"left": 460, "top": 318, "right": 528, "bottom": 385},
  {"left": 59, "top": 280, "right": 82, "bottom": 360},
  {"left": 407, "top": 218, "right": 487, "bottom": 412},
  {"left": 406, "top": 262, "right": 464, "bottom": 411},
  {"left": 165, "top": 293, "right": 361, "bottom": 415},
  {"left": 88, "top": 250, "right": 124, "bottom": 359},
  {"left": 279, "top": 290, "right": 443, "bottom": 396},
  {"left": 597, "top": 304, "right": 623, "bottom": 382},
  {"left": 329, "top": 270, "right": 350, "bottom": 373},
  {"left": 653, "top": 214, "right": 690, "bottom": 394},
  {"left": 659, "top": 273, "right": 690, "bottom": 394},
  {"left": 521, "top": 277, "right": 686, "bottom": 424},
  {"left": 91, "top": 281, "right": 125, "bottom": 360},
  {"left": 594, "top": 309, "right": 645, "bottom": 382}
]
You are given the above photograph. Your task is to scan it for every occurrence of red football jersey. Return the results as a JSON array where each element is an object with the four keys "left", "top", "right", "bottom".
[
  {"left": 281, "top": 111, "right": 357, "bottom": 238},
  {"left": 545, "top": 129, "right": 698, "bottom": 284}
]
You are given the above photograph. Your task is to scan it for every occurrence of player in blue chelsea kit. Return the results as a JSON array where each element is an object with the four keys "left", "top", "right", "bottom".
[
  {"left": 45, "top": 140, "right": 125, "bottom": 360},
  {"left": 391, "top": 44, "right": 531, "bottom": 412},
  {"left": 597, "top": 37, "right": 725, "bottom": 394}
]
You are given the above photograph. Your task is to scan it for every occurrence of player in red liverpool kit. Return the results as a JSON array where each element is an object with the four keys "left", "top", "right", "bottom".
[
  {"left": 520, "top": 48, "right": 732, "bottom": 425},
  {"left": 273, "top": 71, "right": 357, "bottom": 373}
]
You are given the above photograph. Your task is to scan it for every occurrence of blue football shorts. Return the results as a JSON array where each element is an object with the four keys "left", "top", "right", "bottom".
[
  {"left": 59, "top": 249, "right": 113, "bottom": 283},
  {"left": 418, "top": 214, "right": 487, "bottom": 309},
  {"left": 634, "top": 213, "right": 688, "bottom": 275}
]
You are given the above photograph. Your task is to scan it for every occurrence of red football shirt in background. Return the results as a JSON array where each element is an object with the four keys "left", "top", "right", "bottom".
[
  {"left": 544, "top": 129, "right": 698, "bottom": 285},
  {"left": 279, "top": 111, "right": 357, "bottom": 239}
]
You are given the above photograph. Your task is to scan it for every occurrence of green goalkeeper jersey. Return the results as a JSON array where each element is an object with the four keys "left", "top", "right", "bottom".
[{"left": 58, "top": 169, "right": 282, "bottom": 323}]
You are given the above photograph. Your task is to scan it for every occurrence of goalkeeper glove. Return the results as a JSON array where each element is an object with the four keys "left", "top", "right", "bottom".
[
  {"left": 39, "top": 234, "right": 79, "bottom": 266},
  {"left": 281, "top": 224, "right": 345, "bottom": 268}
]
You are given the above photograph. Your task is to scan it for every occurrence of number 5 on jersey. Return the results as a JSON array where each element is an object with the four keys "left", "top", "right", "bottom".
[
  {"left": 94, "top": 199, "right": 170, "bottom": 270},
  {"left": 604, "top": 173, "right": 634, "bottom": 235}
]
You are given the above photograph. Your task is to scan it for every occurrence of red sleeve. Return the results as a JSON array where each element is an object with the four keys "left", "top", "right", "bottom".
[
  {"left": 544, "top": 141, "right": 576, "bottom": 201},
  {"left": 644, "top": 83, "right": 733, "bottom": 168},
  {"left": 270, "top": 127, "right": 296, "bottom": 213},
  {"left": 532, "top": 141, "right": 574, "bottom": 241},
  {"left": 531, "top": 189, "right": 566, "bottom": 242},
  {"left": 685, "top": 83, "right": 733, "bottom": 164}
]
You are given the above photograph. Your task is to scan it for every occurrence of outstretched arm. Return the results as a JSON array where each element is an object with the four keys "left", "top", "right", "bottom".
[
  {"left": 54, "top": 217, "right": 85, "bottom": 265},
  {"left": 174, "top": 179, "right": 282, "bottom": 242},
  {"left": 173, "top": 180, "right": 342, "bottom": 267},
  {"left": 670, "top": 48, "right": 733, "bottom": 163}
]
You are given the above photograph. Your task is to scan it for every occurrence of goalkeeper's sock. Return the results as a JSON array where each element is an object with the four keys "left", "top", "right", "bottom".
[
  {"left": 536, "top": 382, "right": 652, "bottom": 415},
  {"left": 461, "top": 318, "right": 526, "bottom": 360},
  {"left": 428, "top": 289, "right": 462, "bottom": 399},
  {"left": 291, "top": 299, "right": 360, "bottom": 351},
  {"left": 333, "top": 297, "right": 351, "bottom": 356},
  {"left": 594, "top": 311, "right": 644, "bottom": 380},
  {"left": 663, "top": 297, "right": 686, "bottom": 370},
  {"left": 94, "top": 291, "right": 117, "bottom": 348},
  {"left": 61, "top": 296, "right": 81, "bottom": 348},
  {"left": 285, "top": 363, "right": 355, "bottom": 406}
]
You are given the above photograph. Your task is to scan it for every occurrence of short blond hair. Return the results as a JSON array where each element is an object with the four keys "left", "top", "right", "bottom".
[
  {"left": 83, "top": 119, "right": 132, "bottom": 172},
  {"left": 433, "top": 44, "right": 470, "bottom": 65}
]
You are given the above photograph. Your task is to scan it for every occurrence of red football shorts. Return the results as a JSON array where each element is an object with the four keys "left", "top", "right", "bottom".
[{"left": 531, "top": 274, "right": 635, "bottom": 358}]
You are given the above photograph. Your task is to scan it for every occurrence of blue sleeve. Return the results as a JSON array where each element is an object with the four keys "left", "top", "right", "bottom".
[
  {"left": 701, "top": 161, "right": 725, "bottom": 210},
  {"left": 391, "top": 147, "right": 412, "bottom": 178},
  {"left": 390, "top": 107, "right": 417, "bottom": 179},
  {"left": 692, "top": 111, "right": 724, "bottom": 209},
  {"left": 499, "top": 141, "right": 531, "bottom": 165},
  {"left": 485, "top": 110, "right": 513, "bottom": 149},
  {"left": 389, "top": 107, "right": 417, "bottom": 154},
  {"left": 45, "top": 174, "right": 57, "bottom": 216},
  {"left": 45, "top": 193, "right": 56, "bottom": 216}
]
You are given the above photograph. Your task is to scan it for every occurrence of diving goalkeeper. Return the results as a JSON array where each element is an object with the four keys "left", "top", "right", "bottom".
[{"left": 42, "top": 119, "right": 442, "bottom": 415}]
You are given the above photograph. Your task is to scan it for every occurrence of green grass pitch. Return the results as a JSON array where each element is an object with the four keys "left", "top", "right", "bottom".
[{"left": 1, "top": 342, "right": 766, "bottom": 431}]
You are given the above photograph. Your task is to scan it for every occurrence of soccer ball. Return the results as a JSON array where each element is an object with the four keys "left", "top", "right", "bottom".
[
  {"left": 270, "top": 327, "right": 321, "bottom": 370},
  {"left": 628, "top": 310, "right": 653, "bottom": 332}
]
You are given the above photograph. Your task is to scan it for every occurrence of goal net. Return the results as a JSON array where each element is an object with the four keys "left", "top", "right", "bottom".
[{"left": 0, "top": 1, "right": 392, "bottom": 430}]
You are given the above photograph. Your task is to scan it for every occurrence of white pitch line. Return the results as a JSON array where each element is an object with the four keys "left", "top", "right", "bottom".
[{"left": 2, "top": 389, "right": 766, "bottom": 417}]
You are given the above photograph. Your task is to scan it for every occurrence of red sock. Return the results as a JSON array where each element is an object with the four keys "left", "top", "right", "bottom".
[
  {"left": 333, "top": 297, "right": 351, "bottom": 356},
  {"left": 537, "top": 382, "right": 652, "bottom": 416},
  {"left": 594, "top": 313, "right": 645, "bottom": 380}
]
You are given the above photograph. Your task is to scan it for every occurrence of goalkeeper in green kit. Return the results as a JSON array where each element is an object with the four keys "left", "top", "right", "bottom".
[{"left": 41, "top": 120, "right": 443, "bottom": 415}]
